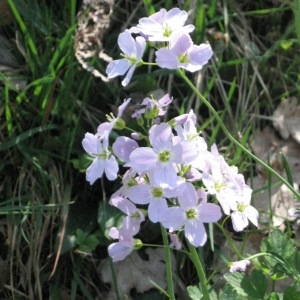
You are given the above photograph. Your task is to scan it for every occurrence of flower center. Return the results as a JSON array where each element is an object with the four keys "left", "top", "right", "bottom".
[
  {"left": 178, "top": 53, "right": 190, "bottom": 64},
  {"left": 97, "top": 150, "right": 109, "bottom": 160},
  {"left": 158, "top": 150, "right": 171, "bottom": 163},
  {"left": 121, "top": 53, "right": 137, "bottom": 65},
  {"left": 152, "top": 187, "right": 163, "bottom": 198},
  {"left": 163, "top": 23, "right": 172, "bottom": 37},
  {"left": 131, "top": 211, "right": 141, "bottom": 220},
  {"left": 214, "top": 182, "right": 227, "bottom": 193},
  {"left": 186, "top": 208, "right": 197, "bottom": 220},
  {"left": 127, "top": 54, "right": 137, "bottom": 65},
  {"left": 237, "top": 203, "right": 247, "bottom": 212},
  {"left": 106, "top": 112, "right": 115, "bottom": 122}
]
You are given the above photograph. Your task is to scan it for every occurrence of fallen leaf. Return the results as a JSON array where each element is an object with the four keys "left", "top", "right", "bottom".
[
  {"left": 251, "top": 127, "right": 300, "bottom": 227},
  {"left": 272, "top": 96, "right": 300, "bottom": 144},
  {"left": 98, "top": 248, "right": 187, "bottom": 300}
]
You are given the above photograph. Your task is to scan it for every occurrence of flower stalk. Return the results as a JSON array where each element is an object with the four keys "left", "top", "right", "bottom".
[
  {"left": 161, "top": 225, "right": 176, "bottom": 300},
  {"left": 187, "top": 241, "right": 210, "bottom": 300},
  {"left": 177, "top": 69, "right": 300, "bottom": 200}
]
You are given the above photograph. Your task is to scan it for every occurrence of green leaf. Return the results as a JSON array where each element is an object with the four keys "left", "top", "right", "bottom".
[
  {"left": 223, "top": 273, "right": 248, "bottom": 297},
  {"left": 75, "top": 228, "right": 87, "bottom": 245},
  {"left": 219, "top": 284, "right": 244, "bottom": 300},
  {"left": 294, "top": 0, "right": 300, "bottom": 45},
  {"left": 293, "top": 251, "right": 300, "bottom": 273},
  {"left": 266, "top": 292, "right": 280, "bottom": 300},
  {"left": 187, "top": 285, "right": 218, "bottom": 300},
  {"left": 187, "top": 285, "right": 202, "bottom": 300},
  {"left": 280, "top": 153, "right": 294, "bottom": 187},
  {"left": 249, "top": 269, "right": 267, "bottom": 298},
  {"left": 0, "top": 124, "right": 57, "bottom": 152},
  {"left": 279, "top": 39, "right": 295, "bottom": 50},
  {"left": 72, "top": 154, "right": 93, "bottom": 172},
  {"left": 224, "top": 269, "right": 267, "bottom": 299},
  {"left": 283, "top": 285, "right": 300, "bottom": 300},
  {"left": 98, "top": 201, "right": 124, "bottom": 239},
  {"left": 260, "top": 229, "right": 294, "bottom": 262},
  {"left": 75, "top": 229, "right": 99, "bottom": 252},
  {"left": 84, "top": 234, "right": 99, "bottom": 251}
]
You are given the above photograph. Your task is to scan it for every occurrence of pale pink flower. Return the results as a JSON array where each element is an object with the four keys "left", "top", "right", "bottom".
[
  {"left": 231, "top": 185, "right": 259, "bottom": 232},
  {"left": 127, "top": 172, "right": 184, "bottom": 223},
  {"left": 160, "top": 182, "right": 222, "bottom": 247},
  {"left": 106, "top": 30, "right": 146, "bottom": 86},
  {"left": 169, "top": 232, "right": 182, "bottom": 249},
  {"left": 129, "top": 122, "right": 198, "bottom": 188},
  {"left": 229, "top": 260, "right": 251, "bottom": 273},
  {"left": 97, "top": 98, "right": 131, "bottom": 138},
  {"left": 82, "top": 132, "right": 118, "bottom": 184},
  {"left": 132, "top": 94, "right": 172, "bottom": 118},
  {"left": 110, "top": 196, "right": 145, "bottom": 235},
  {"left": 202, "top": 144, "right": 240, "bottom": 214},
  {"left": 130, "top": 8, "right": 194, "bottom": 42},
  {"left": 112, "top": 136, "right": 139, "bottom": 165},
  {"left": 156, "top": 33, "right": 213, "bottom": 72},
  {"left": 108, "top": 227, "right": 140, "bottom": 262}
]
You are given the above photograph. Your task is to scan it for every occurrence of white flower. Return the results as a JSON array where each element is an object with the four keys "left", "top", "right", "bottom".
[
  {"left": 106, "top": 30, "right": 145, "bottom": 86},
  {"left": 231, "top": 185, "right": 259, "bottom": 232},
  {"left": 229, "top": 260, "right": 251, "bottom": 273}
]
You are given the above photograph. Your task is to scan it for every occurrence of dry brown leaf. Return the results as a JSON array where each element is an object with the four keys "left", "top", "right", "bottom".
[
  {"left": 98, "top": 248, "right": 186, "bottom": 300},
  {"left": 251, "top": 176, "right": 299, "bottom": 227},
  {"left": 251, "top": 126, "right": 300, "bottom": 182},
  {"left": 74, "top": 0, "right": 115, "bottom": 81},
  {"left": 251, "top": 127, "right": 300, "bottom": 227},
  {"left": 272, "top": 96, "right": 300, "bottom": 144}
]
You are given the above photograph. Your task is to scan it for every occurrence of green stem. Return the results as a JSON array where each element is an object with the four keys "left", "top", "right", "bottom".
[
  {"left": 187, "top": 241, "right": 210, "bottom": 300},
  {"left": 215, "top": 222, "right": 243, "bottom": 260},
  {"left": 177, "top": 69, "right": 300, "bottom": 200},
  {"left": 160, "top": 225, "right": 175, "bottom": 300},
  {"left": 247, "top": 252, "right": 299, "bottom": 279},
  {"left": 7, "top": 0, "right": 40, "bottom": 68}
]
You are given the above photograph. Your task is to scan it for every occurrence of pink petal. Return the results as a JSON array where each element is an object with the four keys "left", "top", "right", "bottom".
[
  {"left": 104, "top": 156, "right": 119, "bottom": 180},
  {"left": 130, "top": 147, "right": 157, "bottom": 172},
  {"left": 82, "top": 133, "right": 100, "bottom": 154},
  {"left": 127, "top": 184, "right": 151, "bottom": 205},
  {"left": 185, "top": 220, "right": 207, "bottom": 247},
  {"left": 86, "top": 158, "right": 104, "bottom": 184},
  {"left": 106, "top": 59, "right": 131, "bottom": 78}
]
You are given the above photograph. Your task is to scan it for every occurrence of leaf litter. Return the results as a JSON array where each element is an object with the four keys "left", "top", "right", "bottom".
[{"left": 251, "top": 97, "right": 300, "bottom": 229}]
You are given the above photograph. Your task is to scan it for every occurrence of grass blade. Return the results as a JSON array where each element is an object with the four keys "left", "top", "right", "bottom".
[
  {"left": 294, "top": 0, "right": 300, "bottom": 44},
  {"left": 0, "top": 124, "right": 56, "bottom": 152}
]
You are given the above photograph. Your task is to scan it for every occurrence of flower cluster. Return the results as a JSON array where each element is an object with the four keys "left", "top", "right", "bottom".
[
  {"left": 82, "top": 98, "right": 258, "bottom": 262},
  {"left": 106, "top": 7, "right": 213, "bottom": 87},
  {"left": 82, "top": 8, "right": 259, "bottom": 262}
]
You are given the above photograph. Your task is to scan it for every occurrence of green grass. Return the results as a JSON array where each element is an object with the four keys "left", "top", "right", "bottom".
[{"left": 0, "top": 0, "right": 300, "bottom": 298}]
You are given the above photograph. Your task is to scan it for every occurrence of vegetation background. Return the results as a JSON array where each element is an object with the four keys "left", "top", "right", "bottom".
[{"left": 0, "top": 0, "right": 299, "bottom": 299}]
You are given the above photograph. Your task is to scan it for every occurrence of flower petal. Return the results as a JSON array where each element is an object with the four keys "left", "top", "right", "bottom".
[
  {"left": 104, "top": 156, "right": 119, "bottom": 180},
  {"left": 198, "top": 203, "right": 222, "bottom": 223},
  {"left": 127, "top": 184, "right": 152, "bottom": 205},
  {"left": 106, "top": 59, "right": 131, "bottom": 79},
  {"left": 82, "top": 132, "right": 100, "bottom": 154},
  {"left": 148, "top": 198, "right": 168, "bottom": 223},
  {"left": 118, "top": 30, "right": 136, "bottom": 55},
  {"left": 185, "top": 220, "right": 207, "bottom": 247},
  {"left": 86, "top": 158, "right": 104, "bottom": 184},
  {"left": 161, "top": 207, "right": 185, "bottom": 231},
  {"left": 149, "top": 123, "right": 173, "bottom": 150},
  {"left": 130, "top": 147, "right": 157, "bottom": 172}
]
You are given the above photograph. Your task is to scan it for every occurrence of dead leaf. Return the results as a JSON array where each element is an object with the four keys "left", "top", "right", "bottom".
[
  {"left": 251, "top": 176, "right": 299, "bottom": 227},
  {"left": 98, "top": 248, "right": 187, "bottom": 300},
  {"left": 272, "top": 96, "right": 300, "bottom": 143},
  {"left": 251, "top": 126, "right": 300, "bottom": 182},
  {"left": 251, "top": 127, "right": 300, "bottom": 227}
]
